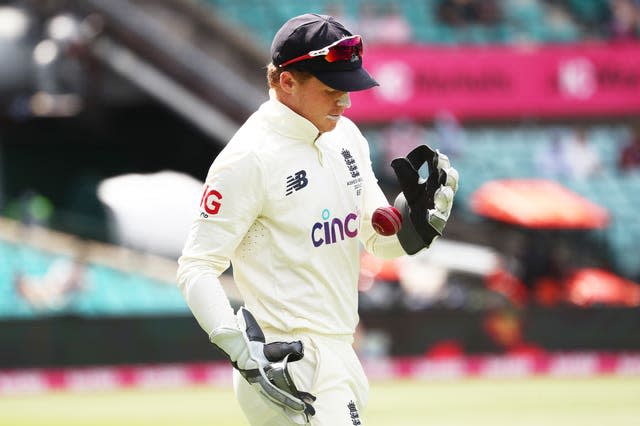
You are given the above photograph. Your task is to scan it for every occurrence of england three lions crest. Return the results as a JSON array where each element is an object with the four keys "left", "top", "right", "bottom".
[{"left": 341, "top": 148, "right": 363, "bottom": 196}]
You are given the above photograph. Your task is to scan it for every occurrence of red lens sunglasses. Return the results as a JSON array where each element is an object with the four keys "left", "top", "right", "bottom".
[{"left": 278, "top": 35, "right": 363, "bottom": 68}]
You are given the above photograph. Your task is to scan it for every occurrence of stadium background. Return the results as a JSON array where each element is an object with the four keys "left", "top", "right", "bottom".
[{"left": 1, "top": 0, "right": 639, "bottom": 424}]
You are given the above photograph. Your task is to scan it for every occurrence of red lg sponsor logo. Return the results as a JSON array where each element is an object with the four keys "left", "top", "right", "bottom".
[{"left": 199, "top": 185, "right": 222, "bottom": 217}]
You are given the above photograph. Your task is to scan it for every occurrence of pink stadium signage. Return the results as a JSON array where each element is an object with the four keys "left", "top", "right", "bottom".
[
  {"left": 1, "top": 353, "right": 639, "bottom": 394},
  {"left": 348, "top": 42, "right": 640, "bottom": 122}
]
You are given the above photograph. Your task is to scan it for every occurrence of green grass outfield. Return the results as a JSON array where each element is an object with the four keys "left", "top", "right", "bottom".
[{"left": 1, "top": 377, "right": 639, "bottom": 426}]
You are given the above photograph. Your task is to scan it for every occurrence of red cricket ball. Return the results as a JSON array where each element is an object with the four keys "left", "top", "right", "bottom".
[{"left": 371, "top": 206, "right": 403, "bottom": 236}]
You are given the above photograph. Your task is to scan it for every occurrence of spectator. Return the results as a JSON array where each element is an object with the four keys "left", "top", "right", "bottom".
[
  {"left": 376, "top": 3, "right": 413, "bottom": 44},
  {"left": 438, "top": 0, "right": 477, "bottom": 27},
  {"left": 380, "top": 119, "right": 426, "bottom": 183},
  {"left": 433, "top": 110, "right": 465, "bottom": 160},
  {"left": 324, "top": 3, "right": 359, "bottom": 36},
  {"left": 608, "top": 0, "right": 640, "bottom": 41},
  {"left": 357, "top": 2, "right": 413, "bottom": 45},
  {"left": 356, "top": 3, "right": 380, "bottom": 44},
  {"left": 16, "top": 190, "right": 54, "bottom": 226},
  {"left": 15, "top": 250, "right": 88, "bottom": 310},
  {"left": 475, "top": 0, "right": 502, "bottom": 25},
  {"left": 535, "top": 130, "right": 572, "bottom": 179},
  {"left": 437, "top": 0, "right": 502, "bottom": 27},
  {"left": 618, "top": 124, "right": 640, "bottom": 172},
  {"left": 562, "top": 126, "right": 603, "bottom": 180}
]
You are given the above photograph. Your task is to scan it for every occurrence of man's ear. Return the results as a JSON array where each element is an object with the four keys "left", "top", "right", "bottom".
[{"left": 279, "top": 71, "right": 297, "bottom": 95}]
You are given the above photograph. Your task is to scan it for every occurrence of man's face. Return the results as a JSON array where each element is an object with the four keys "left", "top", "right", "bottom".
[{"left": 288, "top": 76, "right": 350, "bottom": 133}]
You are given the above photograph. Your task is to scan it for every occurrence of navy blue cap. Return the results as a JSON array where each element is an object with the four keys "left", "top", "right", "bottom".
[{"left": 271, "top": 14, "right": 378, "bottom": 92}]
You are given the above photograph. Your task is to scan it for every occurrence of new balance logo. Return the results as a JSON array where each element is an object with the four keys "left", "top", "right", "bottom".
[{"left": 286, "top": 170, "right": 308, "bottom": 196}]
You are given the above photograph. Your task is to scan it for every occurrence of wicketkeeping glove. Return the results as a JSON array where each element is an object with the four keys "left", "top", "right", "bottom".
[
  {"left": 391, "top": 145, "right": 459, "bottom": 255},
  {"left": 209, "top": 307, "right": 316, "bottom": 423}
]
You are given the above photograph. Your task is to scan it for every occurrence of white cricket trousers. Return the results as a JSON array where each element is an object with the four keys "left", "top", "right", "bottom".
[{"left": 233, "top": 330, "right": 369, "bottom": 425}]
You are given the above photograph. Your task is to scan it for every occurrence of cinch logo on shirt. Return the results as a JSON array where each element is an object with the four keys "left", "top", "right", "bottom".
[
  {"left": 311, "top": 209, "right": 358, "bottom": 248},
  {"left": 286, "top": 170, "right": 308, "bottom": 196}
]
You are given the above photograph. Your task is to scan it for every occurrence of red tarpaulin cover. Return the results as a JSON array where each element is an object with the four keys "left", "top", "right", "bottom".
[{"left": 470, "top": 179, "right": 609, "bottom": 229}]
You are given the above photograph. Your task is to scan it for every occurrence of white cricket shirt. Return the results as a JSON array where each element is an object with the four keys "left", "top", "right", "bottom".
[{"left": 177, "top": 92, "right": 405, "bottom": 337}]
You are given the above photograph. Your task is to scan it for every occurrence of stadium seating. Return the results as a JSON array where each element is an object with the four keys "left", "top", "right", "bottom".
[
  {"left": 0, "top": 240, "right": 189, "bottom": 319},
  {"left": 364, "top": 124, "right": 640, "bottom": 280},
  {"left": 203, "top": 0, "right": 587, "bottom": 45}
]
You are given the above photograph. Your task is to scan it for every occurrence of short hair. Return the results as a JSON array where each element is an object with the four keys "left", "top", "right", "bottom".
[{"left": 266, "top": 63, "right": 313, "bottom": 88}]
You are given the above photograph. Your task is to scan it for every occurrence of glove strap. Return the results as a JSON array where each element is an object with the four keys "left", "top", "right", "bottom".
[{"left": 394, "top": 193, "right": 440, "bottom": 255}]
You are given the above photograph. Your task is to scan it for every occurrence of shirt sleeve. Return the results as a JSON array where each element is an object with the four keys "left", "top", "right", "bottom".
[
  {"left": 178, "top": 148, "right": 265, "bottom": 280},
  {"left": 176, "top": 148, "right": 265, "bottom": 335},
  {"left": 355, "top": 130, "right": 406, "bottom": 259}
]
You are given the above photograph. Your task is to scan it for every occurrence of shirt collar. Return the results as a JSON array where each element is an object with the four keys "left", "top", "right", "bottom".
[{"left": 259, "top": 89, "right": 320, "bottom": 143}]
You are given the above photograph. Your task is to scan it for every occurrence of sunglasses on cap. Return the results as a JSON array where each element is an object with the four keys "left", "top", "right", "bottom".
[{"left": 278, "top": 35, "right": 363, "bottom": 68}]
